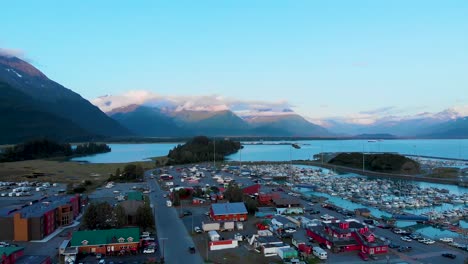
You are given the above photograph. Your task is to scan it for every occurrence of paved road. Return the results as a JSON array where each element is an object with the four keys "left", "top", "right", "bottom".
[{"left": 146, "top": 170, "right": 204, "bottom": 264}]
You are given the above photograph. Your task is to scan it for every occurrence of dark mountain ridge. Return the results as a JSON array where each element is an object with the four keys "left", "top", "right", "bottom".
[{"left": 0, "top": 55, "right": 133, "bottom": 143}]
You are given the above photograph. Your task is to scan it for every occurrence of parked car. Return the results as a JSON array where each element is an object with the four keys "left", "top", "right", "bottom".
[
  {"left": 400, "top": 236, "right": 412, "bottom": 242},
  {"left": 423, "top": 239, "right": 435, "bottom": 245},
  {"left": 143, "top": 246, "right": 155, "bottom": 254},
  {"left": 377, "top": 224, "right": 392, "bottom": 229},
  {"left": 183, "top": 210, "right": 192, "bottom": 216},
  {"left": 358, "top": 251, "right": 369, "bottom": 261},
  {"left": 439, "top": 237, "right": 454, "bottom": 243},
  {"left": 188, "top": 247, "right": 196, "bottom": 254},
  {"left": 369, "top": 254, "right": 378, "bottom": 260},
  {"left": 398, "top": 246, "right": 412, "bottom": 252},
  {"left": 441, "top": 253, "right": 456, "bottom": 259},
  {"left": 194, "top": 226, "right": 202, "bottom": 233},
  {"left": 388, "top": 243, "right": 400, "bottom": 249},
  {"left": 96, "top": 253, "right": 102, "bottom": 259}
]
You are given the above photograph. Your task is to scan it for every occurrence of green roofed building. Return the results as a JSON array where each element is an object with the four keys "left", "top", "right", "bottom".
[
  {"left": 127, "top": 191, "right": 143, "bottom": 201},
  {"left": 70, "top": 227, "right": 140, "bottom": 254}
]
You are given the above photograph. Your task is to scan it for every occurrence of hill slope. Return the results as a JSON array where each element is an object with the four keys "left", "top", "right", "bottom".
[
  {"left": 109, "top": 105, "right": 189, "bottom": 137},
  {"left": 0, "top": 81, "right": 92, "bottom": 144},
  {"left": 0, "top": 55, "right": 131, "bottom": 138}
]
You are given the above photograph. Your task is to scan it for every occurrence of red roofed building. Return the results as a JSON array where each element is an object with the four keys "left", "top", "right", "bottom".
[
  {"left": 242, "top": 184, "right": 260, "bottom": 195},
  {"left": 306, "top": 221, "right": 388, "bottom": 255},
  {"left": 210, "top": 203, "right": 248, "bottom": 221}
]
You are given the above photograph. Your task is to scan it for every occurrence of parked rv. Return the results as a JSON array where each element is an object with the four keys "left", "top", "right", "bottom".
[{"left": 313, "top": 246, "right": 327, "bottom": 260}]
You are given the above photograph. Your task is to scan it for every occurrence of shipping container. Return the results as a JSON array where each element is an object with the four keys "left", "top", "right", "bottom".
[{"left": 202, "top": 222, "right": 221, "bottom": 232}]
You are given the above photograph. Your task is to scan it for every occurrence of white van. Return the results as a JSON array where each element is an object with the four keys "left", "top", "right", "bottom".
[{"left": 313, "top": 246, "right": 327, "bottom": 260}]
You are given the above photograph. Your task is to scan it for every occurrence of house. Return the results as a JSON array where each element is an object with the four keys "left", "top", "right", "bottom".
[
  {"left": 272, "top": 198, "right": 303, "bottom": 215},
  {"left": 210, "top": 203, "right": 248, "bottom": 221},
  {"left": 255, "top": 207, "right": 276, "bottom": 218},
  {"left": 70, "top": 227, "right": 140, "bottom": 255},
  {"left": 354, "top": 208, "right": 371, "bottom": 218},
  {"left": 252, "top": 236, "right": 290, "bottom": 257},
  {"left": 0, "top": 247, "right": 24, "bottom": 264},
  {"left": 258, "top": 192, "right": 280, "bottom": 205},
  {"left": 271, "top": 216, "right": 297, "bottom": 229},
  {"left": 0, "top": 195, "right": 81, "bottom": 241},
  {"left": 306, "top": 220, "right": 388, "bottom": 255},
  {"left": 242, "top": 184, "right": 260, "bottom": 195}
]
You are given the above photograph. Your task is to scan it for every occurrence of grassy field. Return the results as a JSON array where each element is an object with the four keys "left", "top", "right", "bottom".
[{"left": 0, "top": 158, "right": 158, "bottom": 192}]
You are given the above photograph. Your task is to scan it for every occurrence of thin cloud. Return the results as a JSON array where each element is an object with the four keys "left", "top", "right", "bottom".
[
  {"left": 359, "top": 106, "right": 395, "bottom": 115},
  {"left": 92, "top": 91, "right": 295, "bottom": 116},
  {"left": 0, "top": 47, "right": 25, "bottom": 59}
]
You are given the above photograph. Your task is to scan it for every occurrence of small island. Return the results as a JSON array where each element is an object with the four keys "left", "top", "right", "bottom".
[
  {"left": 167, "top": 136, "right": 241, "bottom": 165},
  {"left": 0, "top": 139, "right": 111, "bottom": 162},
  {"left": 328, "top": 152, "right": 420, "bottom": 175}
]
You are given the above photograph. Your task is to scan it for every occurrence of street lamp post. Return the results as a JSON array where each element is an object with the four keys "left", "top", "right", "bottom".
[
  {"left": 213, "top": 138, "right": 216, "bottom": 169},
  {"left": 289, "top": 145, "right": 292, "bottom": 177},
  {"left": 160, "top": 237, "right": 168, "bottom": 263},
  {"left": 321, "top": 143, "right": 324, "bottom": 165}
]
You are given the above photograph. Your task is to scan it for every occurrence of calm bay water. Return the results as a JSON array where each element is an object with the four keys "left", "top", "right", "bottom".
[
  {"left": 71, "top": 143, "right": 179, "bottom": 163},
  {"left": 74, "top": 139, "right": 468, "bottom": 163},
  {"left": 227, "top": 139, "right": 468, "bottom": 162}
]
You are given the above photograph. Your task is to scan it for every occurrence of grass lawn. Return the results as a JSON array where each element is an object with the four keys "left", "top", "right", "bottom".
[{"left": 0, "top": 159, "right": 155, "bottom": 192}]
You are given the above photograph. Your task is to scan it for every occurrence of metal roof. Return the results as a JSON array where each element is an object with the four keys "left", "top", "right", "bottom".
[
  {"left": 0, "top": 246, "right": 24, "bottom": 256},
  {"left": 127, "top": 191, "right": 143, "bottom": 201},
  {"left": 211, "top": 202, "right": 247, "bottom": 216},
  {"left": 0, "top": 195, "right": 76, "bottom": 218},
  {"left": 70, "top": 227, "right": 140, "bottom": 247}
]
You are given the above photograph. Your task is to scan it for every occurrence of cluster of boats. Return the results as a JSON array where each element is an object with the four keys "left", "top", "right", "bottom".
[{"left": 294, "top": 175, "right": 468, "bottom": 210}]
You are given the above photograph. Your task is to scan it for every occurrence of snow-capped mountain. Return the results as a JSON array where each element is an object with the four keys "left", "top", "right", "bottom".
[{"left": 93, "top": 92, "right": 331, "bottom": 137}]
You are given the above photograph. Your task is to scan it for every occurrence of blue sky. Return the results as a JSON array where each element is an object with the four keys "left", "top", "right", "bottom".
[{"left": 1, "top": 0, "right": 467, "bottom": 120}]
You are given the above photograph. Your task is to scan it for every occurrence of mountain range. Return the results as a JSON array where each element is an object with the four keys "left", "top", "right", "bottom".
[
  {"left": 107, "top": 105, "right": 331, "bottom": 137},
  {"left": 317, "top": 110, "right": 468, "bottom": 138},
  {"left": 1, "top": 54, "right": 467, "bottom": 143}
]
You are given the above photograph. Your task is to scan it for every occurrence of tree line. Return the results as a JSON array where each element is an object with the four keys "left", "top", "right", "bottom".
[
  {"left": 0, "top": 139, "right": 111, "bottom": 162},
  {"left": 82, "top": 201, "right": 154, "bottom": 231},
  {"left": 108, "top": 164, "right": 145, "bottom": 182},
  {"left": 167, "top": 136, "right": 241, "bottom": 165}
]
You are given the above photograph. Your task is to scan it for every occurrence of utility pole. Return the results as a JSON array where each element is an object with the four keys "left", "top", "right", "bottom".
[
  {"left": 239, "top": 145, "right": 243, "bottom": 175},
  {"left": 289, "top": 145, "right": 292, "bottom": 177},
  {"left": 213, "top": 138, "right": 216, "bottom": 169},
  {"left": 321, "top": 143, "right": 324, "bottom": 165},
  {"left": 160, "top": 237, "right": 168, "bottom": 263}
]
